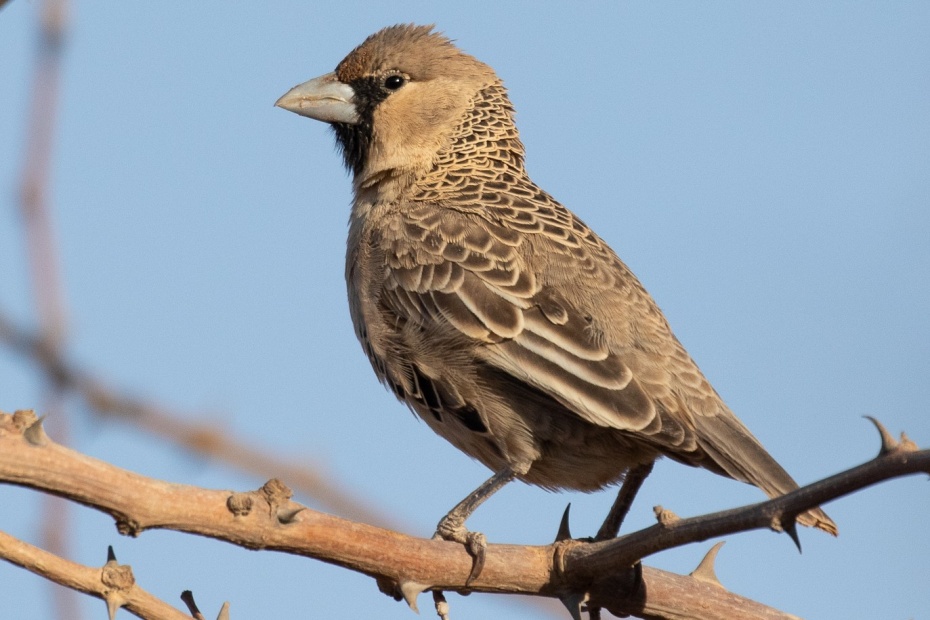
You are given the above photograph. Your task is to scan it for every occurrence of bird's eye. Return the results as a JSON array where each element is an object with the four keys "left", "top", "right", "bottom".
[{"left": 384, "top": 75, "right": 406, "bottom": 90}]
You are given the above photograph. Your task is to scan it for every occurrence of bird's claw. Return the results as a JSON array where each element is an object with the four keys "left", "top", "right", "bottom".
[
  {"left": 463, "top": 531, "right": 487, "bottom": 584},
  {"left": 434, "top": 517, "right": 487, "bottom": 586}
]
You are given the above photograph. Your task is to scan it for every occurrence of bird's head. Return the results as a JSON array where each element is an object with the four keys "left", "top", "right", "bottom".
[{"left": 277, "top": 25, "right": 520, "bottom": 196}]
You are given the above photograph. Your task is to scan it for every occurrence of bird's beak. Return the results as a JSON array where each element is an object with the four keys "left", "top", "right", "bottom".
[{"left": 275, "top": 72, "right": 359, "bottom": 125}]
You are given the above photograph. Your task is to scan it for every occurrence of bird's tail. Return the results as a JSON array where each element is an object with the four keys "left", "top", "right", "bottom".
[{"left": 696, "top": 412, "right": 838, "bottom": 536}]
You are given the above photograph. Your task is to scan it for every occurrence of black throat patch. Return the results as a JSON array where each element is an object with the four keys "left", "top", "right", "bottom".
[{"left": 332, "top": 76, "right": 392, "bottom": 175}]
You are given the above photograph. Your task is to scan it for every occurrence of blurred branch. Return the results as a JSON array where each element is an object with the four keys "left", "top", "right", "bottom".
[
  {"left": 0, "top": 307, "right": 558, "bottom": 619},
  {"left": 0, "top": 309, "right": 396, "bottom": 529},
  {"left": 17, "top": 1, "right": 73, "bottom": 617},
  {"left": 2, "top": 409, "right": 926, "bottom": 619},
  {"left": 20, "top": 0, "right": 69, "bottom": 347},
  {"left": 0, "top": 531, "right": 194, "bottom": 620}
]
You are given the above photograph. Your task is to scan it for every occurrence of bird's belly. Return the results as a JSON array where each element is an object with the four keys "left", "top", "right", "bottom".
[
  {"left": 415, "top": 393, "right": 658, "bottom": 493},
  {"left": 519, "top": 425, "right": 658, "bottom": 491}
]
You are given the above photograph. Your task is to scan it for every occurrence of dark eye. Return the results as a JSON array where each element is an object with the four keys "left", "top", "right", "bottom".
[{"left": 384, "top": 75, "right": 406, "bottom": 90}]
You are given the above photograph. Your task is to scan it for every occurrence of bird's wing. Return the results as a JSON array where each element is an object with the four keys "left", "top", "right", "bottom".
[{"left": 379, "top": 202, "right": 695, "bottom": 449}]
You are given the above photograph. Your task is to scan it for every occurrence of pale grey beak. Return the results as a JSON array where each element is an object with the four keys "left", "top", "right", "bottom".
[{"left": 275, "top": 72, "right": 359, "bottom": 125}]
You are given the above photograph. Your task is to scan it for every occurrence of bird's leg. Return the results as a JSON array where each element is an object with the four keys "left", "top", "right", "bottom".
[
  {"left": 434, "top": 468, "right": 517, "bottom": 585},
  {"left": 595, "top": 461, "right": 654, "bottom": 541}
]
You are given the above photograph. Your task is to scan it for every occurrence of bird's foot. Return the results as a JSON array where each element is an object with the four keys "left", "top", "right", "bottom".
[{"left": 433, "top": 514, "right": 487, "bottom": 586}]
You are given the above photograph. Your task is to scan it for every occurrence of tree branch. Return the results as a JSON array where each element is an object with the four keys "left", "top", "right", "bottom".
[
  {"left": 16, "top": 1, "right": 75, "bottom": 615},
  {"left": 0, "top": 531, "right": 193, "bottom": 620},
  {"left": 0, "top": 309, "right": 395, "bottom": 528},
  {"left": 566, "top": 420, "right": 921, "bottom": 582},
  {"left": 1, "top": 408, "right": 925, "bottom": 619}
]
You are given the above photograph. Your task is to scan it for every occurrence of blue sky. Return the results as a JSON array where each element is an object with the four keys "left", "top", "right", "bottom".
[{"left": 1, "top": 2, "right": 928, "bottom": 619}]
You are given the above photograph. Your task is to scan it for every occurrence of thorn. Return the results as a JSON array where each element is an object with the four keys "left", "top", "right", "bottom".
[
  {"left": 399, "top": 580, "right": 429, "bottom": 613},
  {"left": 106, "top": 596, "right": 121, "bottom": 620},
  {"left": 23, "top": 415, "right": 48, "bottom": 446},
  {"left": 433, "top": 590, "right": 450, "bottom": 620},
  {"left": 101, "top": 555, "right": 134, "bottom": 618},
  {"left": 689, "top": 541, "right": 726, "bottom": 587},
  {"left": 769, "top": 515, "right": 802, "bottom": 552},
  {"left": 216, "top": 602, "right": 230, "bottom": 620},
  {"left": 276, "top": 507, "right": 304, "bottom": 524},
  {"left": 181, "top": 590, "right": 206, "bottom": 620},
  {"left": 180, "top": 590, "right": 197, "bottom": 612},
  {"left": 865, "top": 416, "right": 898, "bottom": 455},
  {"left": 784, "top": 518, "right": 802, "bottom": 553},
  {"left": 555, "top": 503, "right": 572, "bottom": 542},
  {"left": 558, "top": 592, "right": 587, "bottom": 620}
]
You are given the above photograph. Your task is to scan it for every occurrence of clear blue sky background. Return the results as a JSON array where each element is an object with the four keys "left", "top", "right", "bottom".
[{"left": 2, "top": 3, "right": 928, "bottom": 619}]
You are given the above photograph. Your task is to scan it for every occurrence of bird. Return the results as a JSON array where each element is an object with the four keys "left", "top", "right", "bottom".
[{"left": 276, "top": 23, "right": 837, "bottom": 580}]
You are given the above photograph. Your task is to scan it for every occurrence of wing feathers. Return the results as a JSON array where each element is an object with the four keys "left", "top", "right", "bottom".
[
  {"left": 381, "top": 208, "right": 664, "bottom": 433},
  {"left": 514, "top": 329, "right": 630, "bottom": 389},
  {"left": 489, "top": 340, "right": 656, "bottom": 430},
  {"left": 523, "top": 308, "right": 607, "bottom": 361},
  {"left": 453, "top": 272, "right": 524, "bottom": 338},
  {"left": 430, "top": 290, "right": 500, "bottom": 342}
]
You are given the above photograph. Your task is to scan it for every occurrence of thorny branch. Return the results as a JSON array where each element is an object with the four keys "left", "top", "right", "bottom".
[
  {"left": 1, "top": 408, "right": 926, "bottom": 620},
  {"left": 1, "top": 298, "right": 557, "bottom": 618},
  {"left": 0, "top": 309, "right": 395, "bottom": 529},
  {"left": 0, "top": 532, "right": 192, "bottom": 620},
  {"left": 566, "top": 419, "right": 919, "bottom": 580}
]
